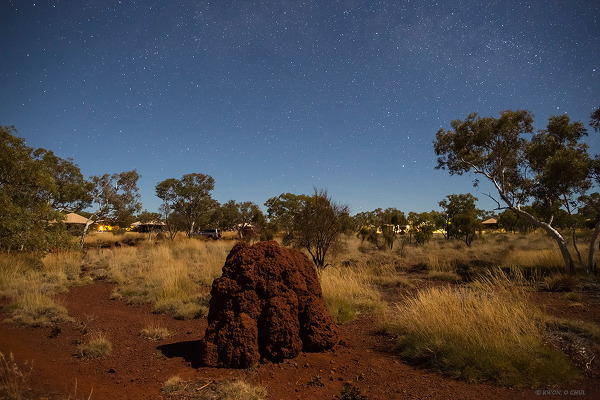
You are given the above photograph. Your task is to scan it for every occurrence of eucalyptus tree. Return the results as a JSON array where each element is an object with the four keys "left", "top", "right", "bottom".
[
  {"left": 80, "top": 171, "right": 142, "bottom": 246},
  {"left": 287, "top": 189, "right": 350, "bottom": 269},
  {"left": 439, "top": 193, "right": 483, "bottom": 246},
  {"left": 264, "top": 192, "right": 309, "bottom": 234},
  {"left": 434, "top": 110, "right": 592, "bottom": 272},
  {"left": 155, "top": 173, "right": 216, "bottom": 237},
  {"left": 582, "top": 106, "right": 600, "bottom": 273},
  {"left": 1, "top": 126, "right": 91, "bottom": 252}
]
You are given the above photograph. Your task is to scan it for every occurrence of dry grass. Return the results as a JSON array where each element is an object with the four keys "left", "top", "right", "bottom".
[
  {"left": 0, "top": 351, "right": 31, "bottom": 400},
  {"left": 162, "top": 377, "right": 267, "bottom": 400},
  {"left": 543, "top": 274, "right": 578, "bottom": 292},
  {"left": 380, "top": 269, "right": 579, "bottom": 387},
  {"left": 319, "top": 266, "right": 386, "bottom": 324},
  {"left": 77, "top": 331, "right": 112, "bottom": 359},
  {"left": 3, "top": 289, "right": 73, "bottom": 327},
  {"left": 88, "top": 239, "right": 233, "bottom": 319},
  {"left": 139, "top": 322, "right": 172, "bottom": 341},
  {"left": 502, "top": 249, "right": 565, "bottom": 270},
  {"left": 0, "top": 251, "right": 86, "bottom": 327},
  {"left": 0, "top": 252, "right": 84, "bottom": 299}
]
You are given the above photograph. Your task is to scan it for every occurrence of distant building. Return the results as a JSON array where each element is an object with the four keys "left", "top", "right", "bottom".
[
  {"left": 482, "top": 218, "right": 498, "bottom": 230},
  {"left": 63, "top": 212, "right": 89, "bottom": 225},
  {"left": 131, "top": 220, "right": 166, "bottom": 232}
]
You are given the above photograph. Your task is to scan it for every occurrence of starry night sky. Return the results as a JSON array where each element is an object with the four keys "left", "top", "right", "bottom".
[{"left": 1, "top": 0, "right": 599, "bottom": 214}]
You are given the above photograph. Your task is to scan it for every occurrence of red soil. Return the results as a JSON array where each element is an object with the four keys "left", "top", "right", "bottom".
[{"left": 1, "top": 280, "right": 599, "bottom": 399}]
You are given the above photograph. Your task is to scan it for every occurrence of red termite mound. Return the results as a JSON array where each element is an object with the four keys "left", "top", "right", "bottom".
[{"left": 199, "top": 241, "right": 339, "bottom": 368}]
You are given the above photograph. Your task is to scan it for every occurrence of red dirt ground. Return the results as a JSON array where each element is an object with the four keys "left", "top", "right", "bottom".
[{"left": 1, "top": 279, "right": 600, "bottom": 400}]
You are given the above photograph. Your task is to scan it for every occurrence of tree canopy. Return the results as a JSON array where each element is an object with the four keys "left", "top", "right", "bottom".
[
  {"left": 287, "top": 189, "right": 349, "bottom": 269},
  {"left": 439, "top": 193, "right": 483, "bottom": 246},
  {"left": 434, "top": 109, "right": 594, "bottom": 272},
  {"left": 0, "top": 126, "right": 88, "bottom": 252},
  {"left": 155, "top": 173, "right": 218, "bottom": 237}
]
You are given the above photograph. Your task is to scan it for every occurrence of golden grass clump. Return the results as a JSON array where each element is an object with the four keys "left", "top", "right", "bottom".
[
  {"left": 139, "top": 323, "right": 172, "bottom": 341},
  {"left": 4, "top": 290, "right": 73, "bottom": 327},
  {"left": 91, "top": 239, "right": 231, "bottom": 319},
  {"left": 162, "top": 377, "right": 267, "bottom": 400},
  {"left": 0, "top": 254, "right": 33, "bottom": 299},
  {"left": 42, "top": 251, "right": 83, "bottom": 282},
  {"left": 213, "top": 380, "right": 268, "bottom": 400},
  {"left": 319, "top": 266, "right": 385, "bottom": 324},
  {"left": 162, "top": 376, "right": 184, "bottom": 395},
  {"left": 77, "top": 331, "right": 112, "bottom": 359},
  {"left": 380, "top": 269, "right": 579, "bottom": 387},
  {"left": 543, "top": 274, "right": 578, "bottom": 292},
  {"left": 502, "top": 249, "right": 565, "bottom": 270}
]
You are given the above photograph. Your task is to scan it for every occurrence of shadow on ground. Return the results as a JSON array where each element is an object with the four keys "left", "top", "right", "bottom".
[{"left": 157, "top": 340, "right": 203, "bottom": 368}]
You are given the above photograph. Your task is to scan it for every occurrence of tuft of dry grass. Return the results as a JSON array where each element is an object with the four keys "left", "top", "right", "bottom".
[
  {"left": 0, "top": 251, "right": 86, "bottom": 328},
  {"left": 162, "top": 375, "right": 184, "bottom": 395},
  {"left": 162, "top": 377, "right": 267, "bottom": 400},
  {"left": 214, "top": 380, "right": 267, "bottom": 400},
  {"left": 3, "top": 290, "right": 73, "bottom": 327},
  {"left": 0, "top": 351, "right": 31, "bottom": 400},
  {"left": 139, "top": 322, "right": 172, "bottom": 341},
  {"left": 502, "top": 249, "right": 565, "bottom": 271},
  {"left": 543, "top": 274, "right": 578, "bottom": 292},
  {"left": 77, "top": 331, "right": 112, "bottom": 359},
  {"left": 380, "top": 269, "right": 579, "bottom": 387}
]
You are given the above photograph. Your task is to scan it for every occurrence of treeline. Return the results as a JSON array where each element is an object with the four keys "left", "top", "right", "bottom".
[{"left": 1, "top": 104, "right": 599, "bottom": 273}]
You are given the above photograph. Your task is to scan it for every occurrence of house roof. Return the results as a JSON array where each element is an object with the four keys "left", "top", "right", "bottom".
[
  {"left": 64, "top": 212, "right": 89, "bottom": 224},
  {"left": 132, "top": 221, "right": 166, "bottom": 226},
  {"left": 482, "top": 218, "right": 498, "bottom": 225}
]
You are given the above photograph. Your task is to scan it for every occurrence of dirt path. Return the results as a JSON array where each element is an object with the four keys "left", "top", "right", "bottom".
[{"left": 1, "top": 282, "right": 599, "bottom": 399}]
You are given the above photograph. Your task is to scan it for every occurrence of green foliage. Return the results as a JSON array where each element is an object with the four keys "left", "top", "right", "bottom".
[
  {"left": 156, "top": 173, "right": 218, "bottom": 236},
  {"left": 591, "top": 106, "right": 600, "bottom": 133},
  {"left": 288, "top": 189, "right": 349, "bottom": 269},
  {"left": 439, "top": 193, "right": 483, "bottom": 246},
  {"left": 264, "top": 192, "right": 309, "bottom": 233},
  {"left": 497, "top": 209, "right": 533, "bottom": 233},
  {"left": 0, "top": 126, "right": 89, "bottom": 253},
  {"left": 79, "top": 171, "right": 142, "bottom": 246},
  {"left": 409, "top": 212, "right": 435, "bottom": 245},
  {"left": 434, "top": 110, "right": 595, "bottom": 271}
]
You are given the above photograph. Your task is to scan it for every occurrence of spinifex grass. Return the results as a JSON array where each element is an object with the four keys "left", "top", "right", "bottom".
[
  {"left": 77, "top": 331, "right": 112, "bottom": 359},
  {"left": 90, "top": 239, "right": 233, "bottom": 319},
  {"left": 162, "top": 377, "right": 267, "bottom": 400},
  {"left": 139, "top": 322, "right": 172, "bottom": 341},
  {"left": 380, "top": 270, "right": 579, "bottom": 387},
  {"left": 0, "top": 351, "right": 31, "bottom": 400},
  {"left": 4, "top": 289, "right": 73, "bottom": 327},
  {"left": 319, "top": 266, "right": 385, "bottom": 324}
]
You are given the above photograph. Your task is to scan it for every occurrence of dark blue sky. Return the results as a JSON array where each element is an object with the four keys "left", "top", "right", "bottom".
[{"left": 1, "top": 0, "right": 599, "bottom": 214}]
